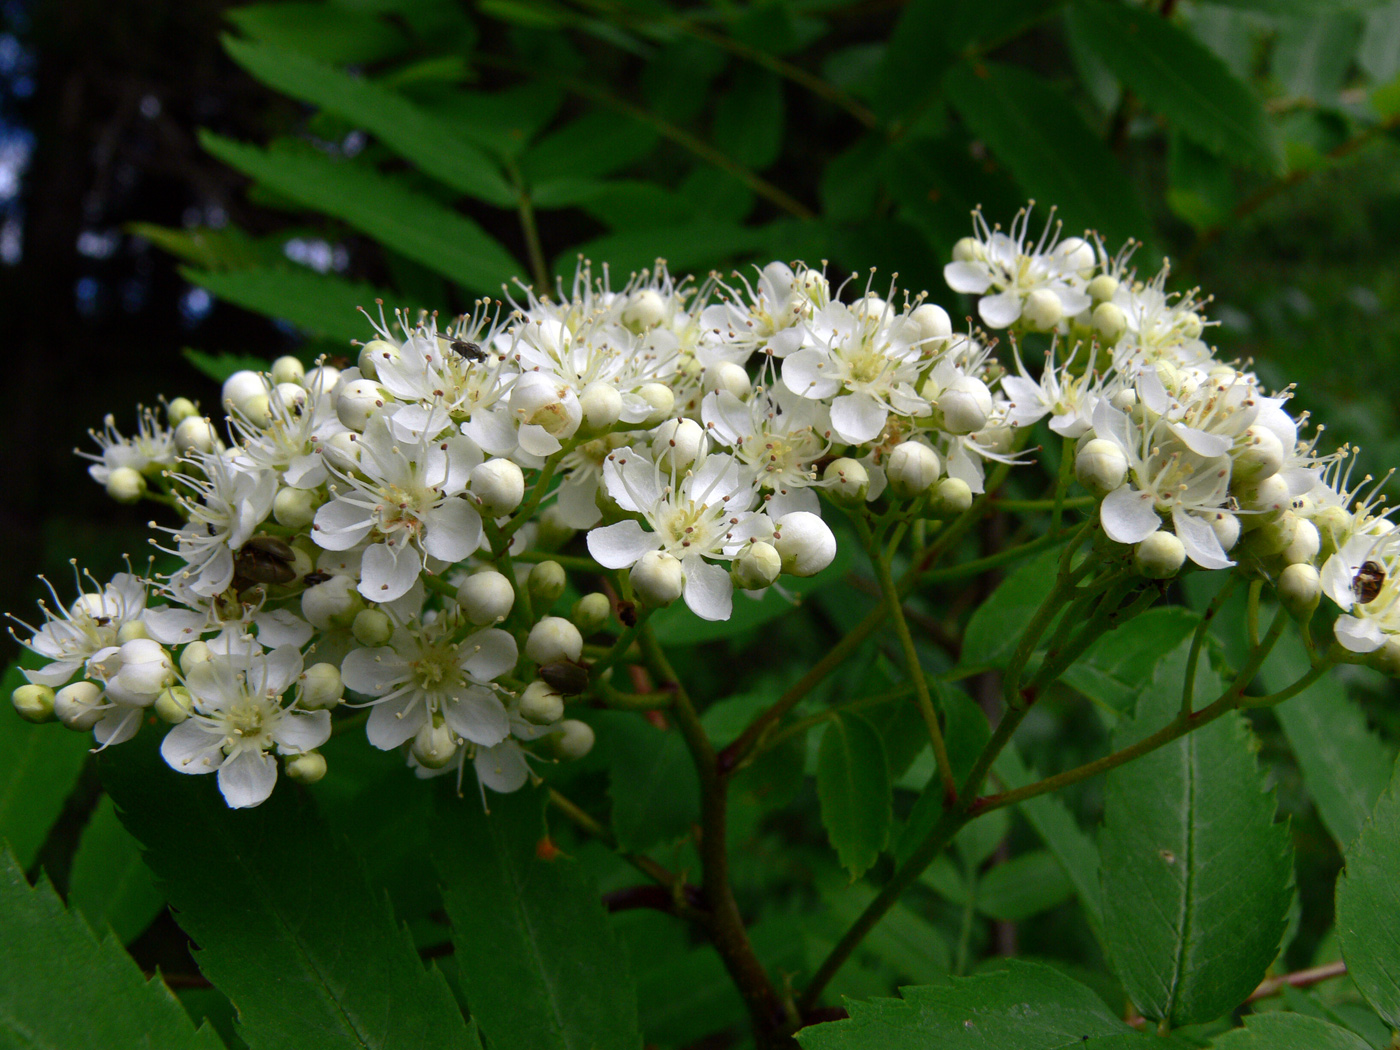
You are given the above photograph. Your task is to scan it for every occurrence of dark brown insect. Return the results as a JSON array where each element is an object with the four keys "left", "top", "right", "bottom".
[
  {"left": 617, "top": 600, "right": 638, "bottom": 628},
  {"left": 232, "top": 535, "right": 299, "bottom": 589},
  {"left": 539, "top": 660, "right": 589, "bottom": 696},
  {"left": 301, "top": 570, "right": 332, "bottom": 587},
  {"left": 450, "top": 340, "right": 487, "bottom": 362},
  {"left": 1354, "top": 560, "right": 1386, "bottom": 605}
]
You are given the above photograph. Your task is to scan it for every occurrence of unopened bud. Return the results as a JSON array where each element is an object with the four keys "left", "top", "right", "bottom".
[
  {"left": 270, "top": 355, "right": 305, "bottom": 386},
  {"left": 952, "top": 236, "right": 981, "bottom": 262},
  {"left": 1210, "top": 511, "right": 1241, "bottom": 553},
  {"left": 319, "top": 430, "right": 360, "bottom": 472},
  {"left": 273, "top": 487, "right": 320, "bottom": 529},
  {"left": 352, "top": 608, "right": 393, "bottom": 647},
  {"left": 823, "top": 458, "right": 870, "bottom": 504},
  {"left": 1075, "top": 439, "right": 1129, "bottom": 496},
  {"left": 774, "top": 512, "right": 836, "bottom": 577},
  {"left": 637, "top": 382, "right": 675, "bottom": 426},
  {"left": 1278, "top": 563, "right": 1321, "bottom": 619},
  {"left": 222, "top": 370, "right": 267, "bottom": 418},
  {"left": 173, "top": 416, "right": 220, "bottom": 455},
  {"left": 12, "top": 683, "right": 55, "bottom": 723},
  {"left": 526, "top": 617, "right": 584, "bottom": 665},
  {"left": 937, "top": 376, "right": 993, "bottom": 435},
  {"left": 653, "top": 418, "right": 707, "bottom": 471},
  {"left": 412, "top": 723, "right": 459, "bottom": 769},
  {"left": 301, "top": 575, "right": 364, "bottom": 630},
  {"left": 910, "top": 303, "right": 952, "bottom": 344},
  {"left": 551, "top": 719, "right": 596, "bottom": 761},
  {"left": 457, "top": 571, "right": 515, "bottom": 625},
  {"left": 630, "top": 551, "right": 685, "bottom": 608},
  {"left": 572, "top": 592, "right": 611, "bottom": 634},
  {"left": 519, "top": 680, "right": 565, "bottom": 725},
  {"left": 1134, "top": 530, "right": 1186, "bottom": 579},
  {"left": 116, "top": 620, "right": 149, "bottom": 644},
  {"left": 285, "top": 750, "right": 327, "bottom": 783},
  {"left": 732, "top": 541, "right": 782, "bottom": 590},
  {"left": 165, "top": 397, "right": 198, "bottom": 426},
  {"left": 1087, "top": 274, "right": 1119, "bottom": 303},
  {"left": 1091, "top": 302, "right": 1127, "bottom": 345},
  {"left": 1283, "top": 518, "right": 1321, "bottom": 566},
  {"left": 357, "top": 339, "right": 398, "bottom": 380},
  {"left": 887, "top": 442, "right": 941, "bottom": 498},
  {"left": 1234, "top": 425, "right": 1284, "bottom": 481},
  {"left": 1021, "top": 289, "right": 1063, "bottom": 332},
  {"left": 528, "top": 561, "right": 567, "bottom": 606},
  {"left": 1235, "top": 474, "right": 1291, "bottom": 530},
  {"left": 470, "top": 459, "right": 525, "bottom": 516},
  {"left": 708, "top": 361, "right": 751, "bottom": 398},
  {"left": 54, "top": 681, "right": 104, "bottom": 730},
  {"left": 623, "top": 289, "right": 667, "bottom": 330},
  {"left": 299, "top": 662, "right": 344, "bottom": 710},
  {"left": 106, "top": 467, "right": 147, "bottom": 505},
  {"left": 336, "top": 379, "right": 389, "bottom": 431},
  {"left": 578, "top": 381, "right": 623, "bottom": 434},
  {"left": 302, "top": 363, "right": 341, "bottom": 394},
  {"left": 154, "top": 685, "right": 193, "bottom": 724},
  {"left": 932, "top": 477, "right": 974, "bottom": 515}
]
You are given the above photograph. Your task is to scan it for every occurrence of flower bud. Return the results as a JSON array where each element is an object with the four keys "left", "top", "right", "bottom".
[
  {"left": 653, "top": 418, "right": 707, "bottom": 471},
  {"left": 952, "top": 236, "right": 981, "bottom": 262},
  {"left": 299, "top": 662, "right": 344, "bottom": 710},
  {"left": 536, "top": 504, "right": 578, "bottom": 550},
  {"left": 173, "top": 415, "right": 220, "bottom": 455},
  {"left": 154, "top": 685, "right": 193, "bottom": 724},
  {"left": 1246, "top": 512, "right": 1298, "bottom": 558},
  {"left": 273, "top": 486, "right": 321, "bottom": 529},
  {"left": 352, "top": 608, "right": 393, "bottom": 647},
  {"left": 222, "top": 370, "right": 267, "bottom": 418},
  {"left": 623, "top": 289, "right": 667, "bottom": 331},
  {"left": 336, "top": 379, "right": 389, "bottom": 431},
  {"left": 932, "top": 477, "right": 974, "bottom": 515},
  {"left": 707, "top": 361, "right": 751, "bottom": 398},
  {"left": 1110, "top": 387, "right": 1137, "bottom": 412},
  {"left": 357, "top": 339, "right": 398, "bottom": 380},
  {"left": 852, "top": 294, "right": 887, "bottom": 322},
  {"left": 1235, "top": 474, "right": 1291, "bottom": 530},
  {"left": 1056, "top": 236, "right": 1096, "bottom": 275},
  {"left": 526, "top": 616, "right": 584, "bottom": 665},
  {"left": 457, "top": 571, "right": 515, "bottom": 625},
  {"left": 732, "top": 541, "right": 782, "bottom": 590},
  {"left": 12, "top": 683, "right": 55, "bottom": 723},
  {"left": 411, "top": 722, "right": 459, "bottom": 769},
  {"left": 91, "top": 638, "right": 173, "bottom": 706},
  {"left": 910, "top": 303, "right": 952, "bottom": 344},
  {"left": 106, "top": 466, "right": 147, "bottom": 505},
  {"left": 637, "top": 382, "right": 675, "bottom": 426},
  {"left": 937, "top": 376, "right": 993, "bottom": 435},
  {"left": 1075, "top": 438, "right": 1129, "bottom": 496},
  {"left": 166, "top": 397, "right": 198, "bottom": 426},
  {"left": 301, "top": 575, "right": 364, "bottom": 630},
  {"left": 1134, "top": 530, "right": 1186, "bottom": 579},
  {"left": 550, "top": 719, "right": 596, "bottom": 761},
  {"left": 1087, "top": 274, "right": 1119, "bottom": 303},
  {"left": 774, "top": 512, "right": 836, "bottom": 578},
  {"left": 578, "top": 381, "right": 623, "bottom": 434},
  {"left": 511, "top": 372, "right": 582, "bottom": 440},
  {"left": 519, "top": 680, "right": 565, "bottom": 725},
  {"left": 887, "top": 442, "right": 941, "bottom": 498},
  {"left": 572, "top": 592, "right": 611, "bottom": 634},
  {"left": 1278, "top": 563, "right": 1321, "bottom": 619},
  {"left": 285, "top": 750, "right": 327, "bottom": 783},
  {"left": 528, "top": 561, "right": 567, "bottom": 605},
  {"left": 1233, "top": 425, "right": 1284, "bottom": 481},
  {"left": 1311, "top": 504, "right": 1352, "bottom": 557},
  {"left": 1283, "top": 518, "right": 1321, "bottom": 566},
  {"left": 1091, "top": 302, "right": 1127, "bottom": 345},
  {"left": 1210, "top": 511, "right": 1241, "bottom": 553},
  {"left": 471, "top": 458, "right": 525, "bottom": 516},
  {"left": 270, "top": 355, "right": 305, "bottom": 386},
  {"left": 116, "top": 620, "right": 149, "bottom": 644},
  {"left": 319, "top": 430, "right": 361, "bottom": 472},
  {"left": 302, "top": 363, "right": 341, "bottom": 394},
  {"left": 823, "top": 458, "right": 870, "bottom": 504},
  {"left": 630, "top": 551, "right": 685, "bottom": 608},
  {"left": 1021, "top": 289, "right": 1063, "bottom": 332},
  {"left": 54, "top": 681, "right": 104, "bottom": 730}
]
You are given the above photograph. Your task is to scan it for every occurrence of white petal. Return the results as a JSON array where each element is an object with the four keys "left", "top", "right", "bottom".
[
  {"left": 977, "top": 291, "right": 1023, "bottom": 329},
  {"left": 586, "top": 520, "right": 659, "bottom": 569},
  {"left": 781, "top": 349, "right": 843, "bottom": 401},
  {"left": 1100, "top": 484, "right": 1161, "bottom": 544},
  {"left": 423, "top": 499, "right": 483, "bottom": 562},
  {"left": 273, "top": 709, "right": 331, "bottom": 753},
  {"left": 217, "top": 749, "right": 278, "bottom": 808},
  {"left": 460, "top": 410, "right": 518, "bottom": 457},
  {"left": 161, "top": 719, "right": 223, "bottom": 775},
  {"left": 1320, "top": 550, "right": 1357, "bottom": 611},
  {"left": 253, "top": 609, "right": 314, "bottom": 649},
  {"left": 1054, "top": 287, "right": 1092, "bottom": 316},
  {"left": 366, "top": 694, "right": 426, "bottom": 749},
  {"left": 1172, "top": 508, "right": 1233, "bottom": 570},
  {"left": 312, "top": 498, "right": 374, "bottom": 551},
  {"left": 358, "top": 542, "right": 422, "bottom": 603},
  {"left": 261, "top": 645, "right": 305, "bottom": 697},
  {"left": 444, "top": 686, "right": 510, "bottom": 746},
  {"left": 1335, "top": 614, "right": 1384, "bottom": 654},
  {"left": 517, "top": 423, "right": 562, "bottom": 457},
  {"left": 555, "top": 475, "right": 602, "bottom": 529},
  {"left": 683, "top": 557, "right": 733, "bottom": 621},
  {"left": 340, "top": 646, "right": 406, "bottom": 696},
  {"left": 142, "top": 607, "right": 207, "bottom": 645},
  {"left": 1170, "top": 422, "right": 1233, "bottom": 459},
  {"left": 474, "top": 740, "right": 530, "bottom": 793},
  {"left": 943, "top": 261, "right": 992, "bottom": 294},
  {"left": 93, "top": 706, "right": 143, "bottom": 748},
  {"left": 461, "top": 628, "right": 518, "bottom": 682},
  {"left": 829, "top": 392, "right": 887, "bottom": 445}
]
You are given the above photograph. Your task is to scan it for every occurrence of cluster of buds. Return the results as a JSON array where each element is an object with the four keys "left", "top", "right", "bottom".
[{"left": 8, "top": 206, "right": 1396, "bottom": 808}]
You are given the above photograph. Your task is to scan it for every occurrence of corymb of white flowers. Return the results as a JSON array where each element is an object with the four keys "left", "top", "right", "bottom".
[{"left": 9, "top": 204, "right": 1396, "bottom": 809}]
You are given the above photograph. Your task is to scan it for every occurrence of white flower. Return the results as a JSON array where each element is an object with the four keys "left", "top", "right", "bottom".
[
  {"left": 161, "top": 645, "right": 329, "bottom": 808},
  {"left": 11, "top": 569, "right": 147, "bottom": 687},
  {"left": 160, "top": 451, "right": 277, "bottom": 598},
  {"left": 312, "top": 414, "right": 483, "bottom": 602},
  {"left": 341, "top": 614, "right": 516, "bottom": 751},
  {"left": 943, "top": 207, "right": 1091, "bottom": 329},
  {"left": 587, "top": 447, "right": 768, "bottom": 621},
  {"left": 77, "top": 407, "right": 177, "bottom": 486},
  {"left": 1000, "top": 345, "right": 1103, "bottom": 438},
  {"left": 702, "top": 385, "right": 830, "bottom": 516},
  {"left": 700, "top": 261, "right": 814, "bottom": 357},
  {"left": 1322, "top": 532, "right": 1400, "bottom": 653}
]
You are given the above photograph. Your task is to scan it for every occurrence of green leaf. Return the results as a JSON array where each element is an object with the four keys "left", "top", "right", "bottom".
[
  {"left": 648, "top": 535, "right": 855, "bottom": 646},
  {"left": 1099, "top": 648, "right": 1294, "bottom": 1027},
  {"left": 1209, "top": 1012, "right": 1373, "bottom": 1049},
  {"left": 0, "top": 847, "right": 225, "bottom": 1050},
  {"left": 993, "top": 745, "right": 1105, "bottom": 940},
  {"left": 1264, "top": 635, "right": 1394, "bottom": 851},
  {"left": 520, "top": 111, "right": 658, "bottom": 186},
  {"left": 226, "top": 2, "right": 408, "bottom": 65},
  {"left": 942, "top": 61, "right": 1151, "bottom": 250},
  {"left": 960, "top": 545, "right": 1061, "bottom": 670},
  {"left": 102, "top": 741, "right": 478, "bottom": 1050},
  {"left": 222, "top": 37, "right": 515, "bottom": 207},
  {"left": 1359, "top": 1, "right": 1400, "bottom": 82},
  {"left": 562, "top": 221, "right": 768, "bottom": 284},
  {"left": 796, "top": 959, "right": 1139, "bottom": 1048},
  {"left": 817, "top": 713, "right": 892, "bottom": 879},
  {"left": 127, "top": 222, "right": 271, "bottom": 270},
  {"left": 181, "top": 348, "right": 274, "bottom": 385},
  {"left": 434, "top": 787, "right": 643, "bottom": 1050},
  {"left": 976, "top": 850, "right": 1077, "bottom": 922},
  {"left": 68, "top": 795, "right": 164, "bottom": 945},
  {"left": 183, "top": 266, "right": 391, "bottom": 345},
  {"left": 712, "top": 67, "right": 785, "bottom": 170},
  {"left": 1061, "top": 606, "right": 1201, "bottom": 716},
  {"left": 1067, "top": 1, "right": 1285, "bottom": 173},
  {"left": 1271, "top": 15, "right": 1365, "bottom": 104},
  {"left": 1335, "top": 755, "right": 1400, "bottom": 1028},
  {"left": 816, "top": 880, "right": 952, "bottom": 985},
  {"left": 896, "top": 683, "right": 990, "bottom": 864},
  {"left": 1201, "top": 0, "right": 1387, "bottom": 15},
  {"left": 598, "top": 712, "right": 700, "bottom": 852},
  {"left": 1167, "top": 131, "right": 1237, "bottom": 232},
  {"left": 200, "top": 133, "right": 521, "bottom": 294},
  {"left": 0, "top": 663, "right": 90, "bottom": 868}
]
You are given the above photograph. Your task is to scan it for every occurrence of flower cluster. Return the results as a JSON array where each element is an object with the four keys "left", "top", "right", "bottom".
[{"left": 9, "top": 206, "right": 1397, "bottom": 808}]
